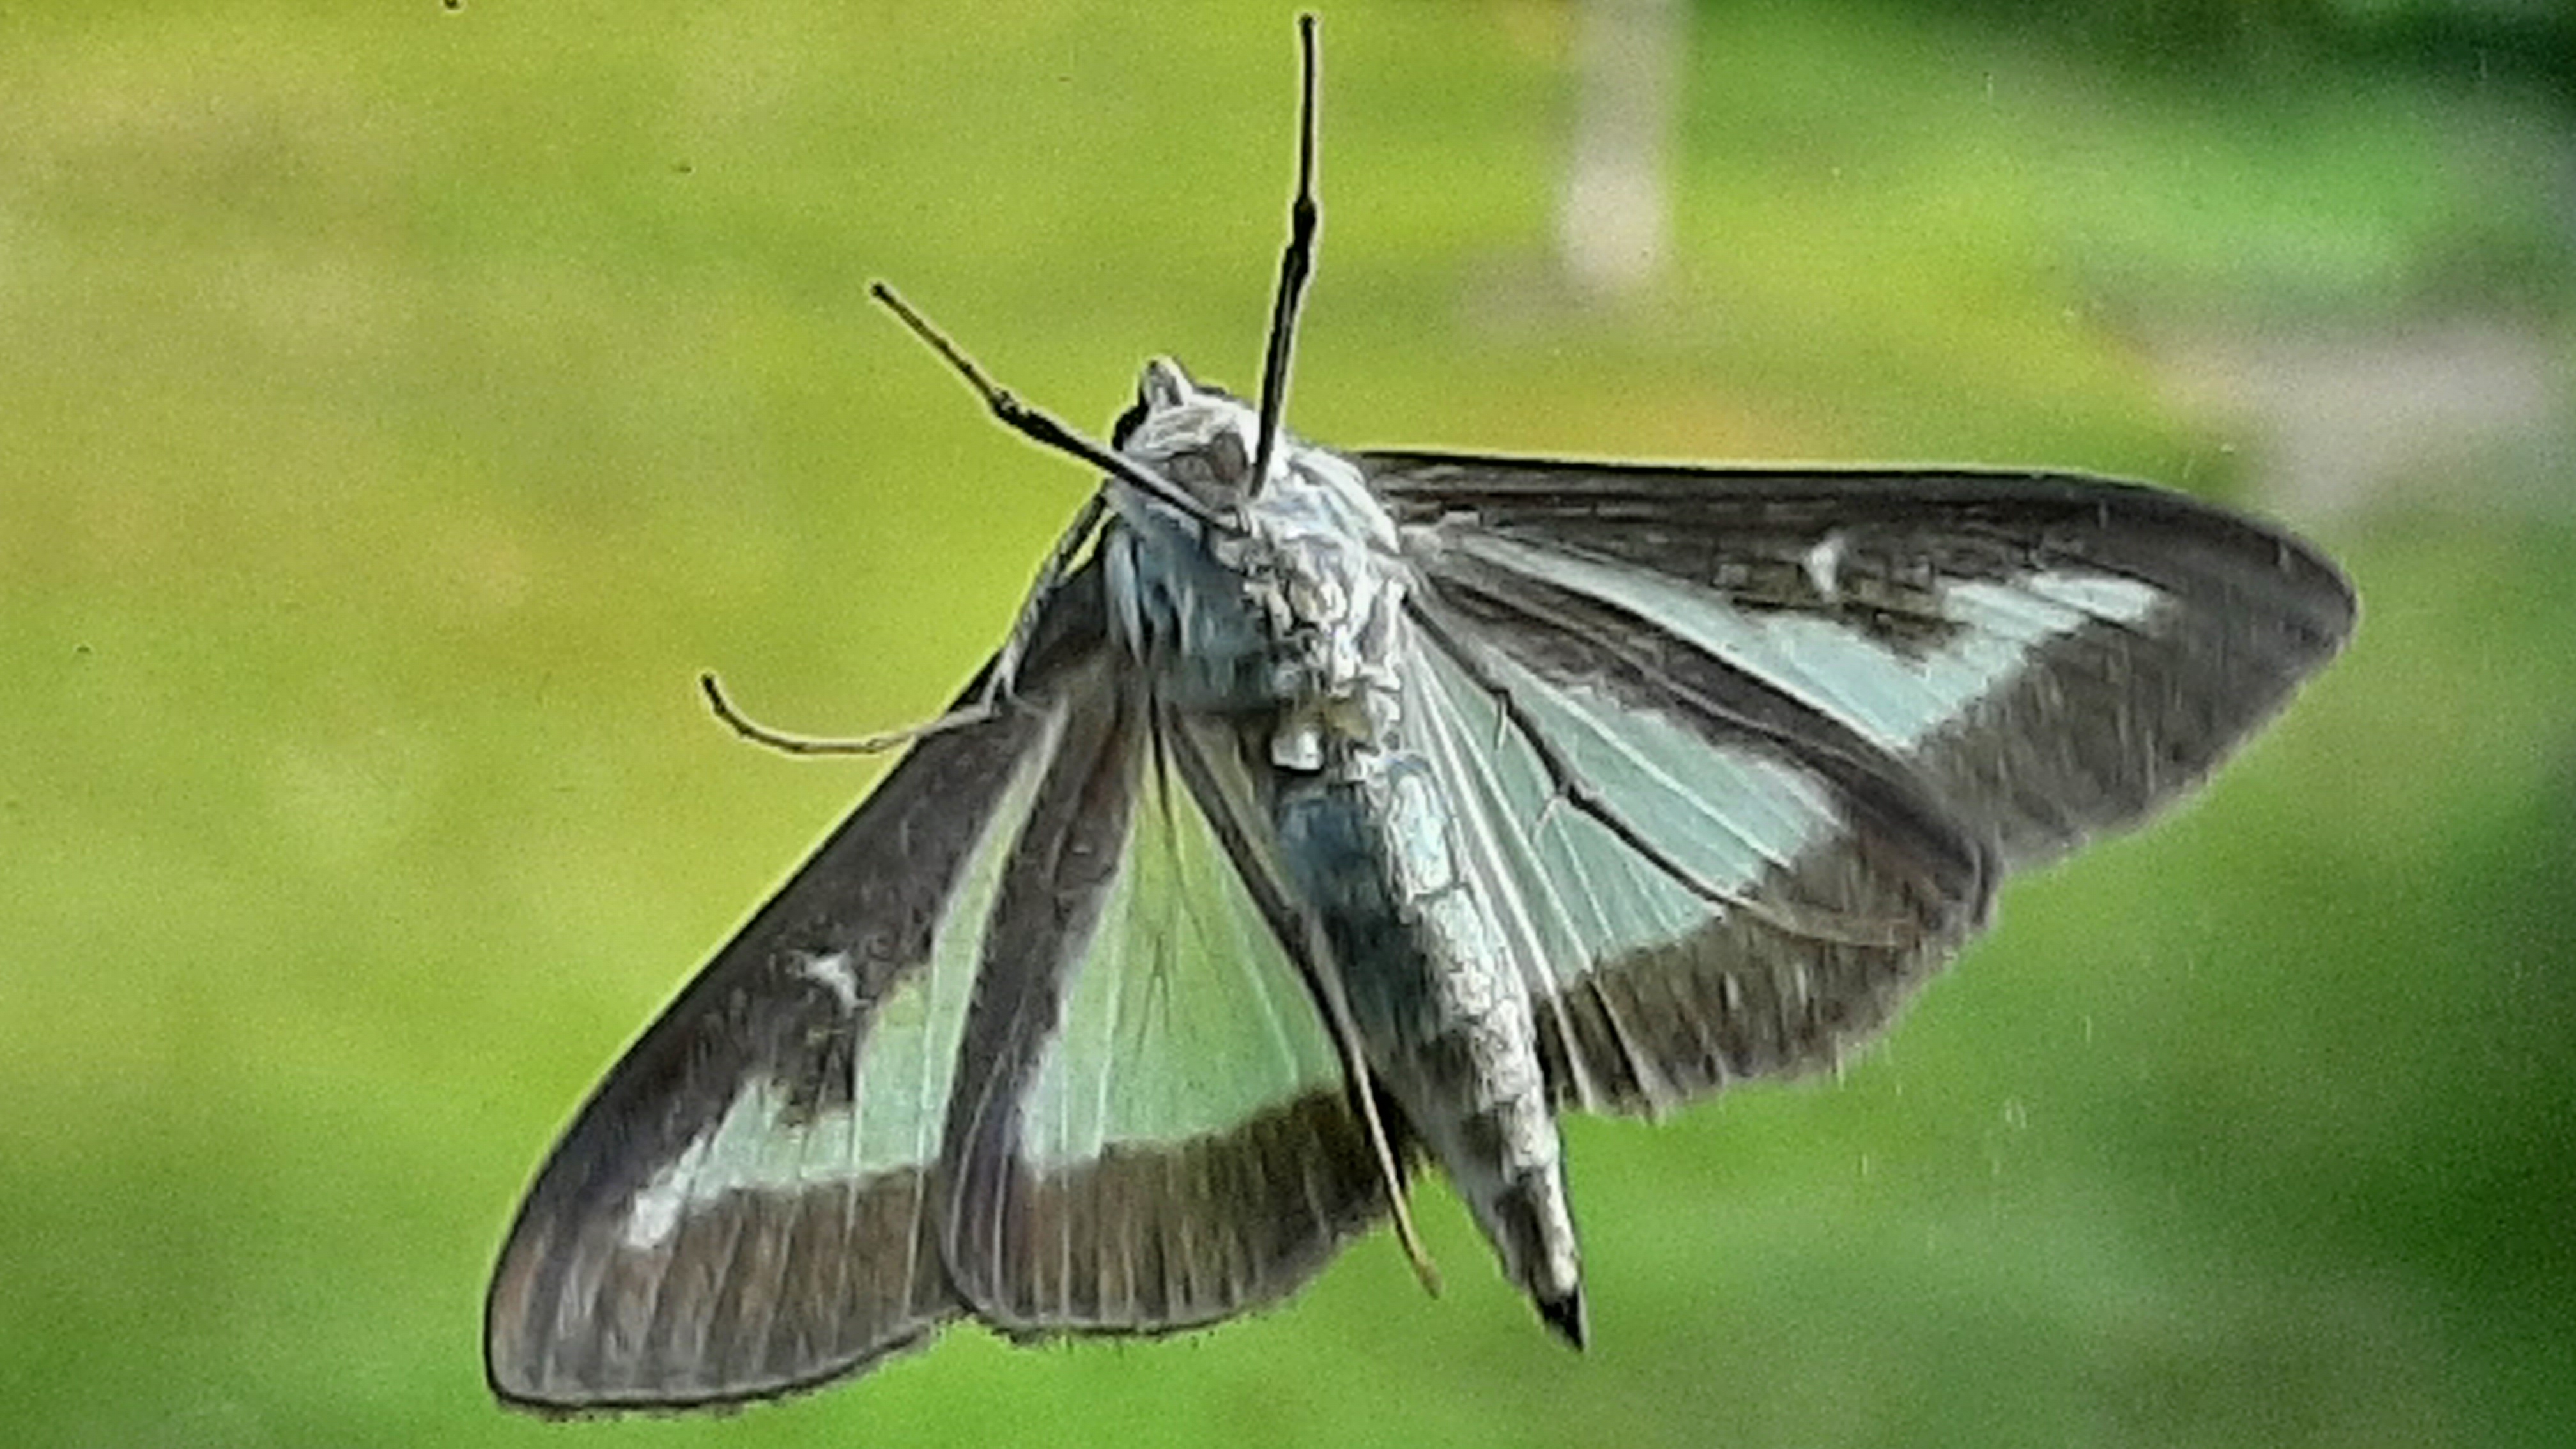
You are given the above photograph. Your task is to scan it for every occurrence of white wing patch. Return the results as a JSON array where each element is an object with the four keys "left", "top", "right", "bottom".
[
  {"left": 611, "top": 707, "right": 1066, "bottom": 1252},
  {"left": 622, "top": 1129, "right": 712, "bottom": 1251},
  {"left": 792, "top": 950, "right": 861, "bottom": 1013},
  {"left": 1802, "top": 531, "right": 1850, "bottom": 603},
  {"left": 1459, "top": 533, "right": 2165, "bottom": 751},
  {"left": 618, "top": 1079, "right": 790, "bottom": 1251}
]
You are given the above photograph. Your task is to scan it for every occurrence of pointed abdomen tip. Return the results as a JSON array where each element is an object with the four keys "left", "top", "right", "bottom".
[{"left": 1538, "top": 1287, "right": 1588, "bottom": 1349}]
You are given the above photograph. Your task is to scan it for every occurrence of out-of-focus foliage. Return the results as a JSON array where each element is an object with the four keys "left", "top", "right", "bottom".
[{"left": 1898, "top": 0, "right": 2576, "bottom": 99}]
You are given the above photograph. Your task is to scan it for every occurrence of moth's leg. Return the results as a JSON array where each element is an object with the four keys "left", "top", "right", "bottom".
[
  {"left": 1158, "top": 710, "right": 1445, "bottom": 1298},
  {"left": 1406, "top": 601, "right": 1741, "bottom": 901},
  {"left": 700, "top": 493, "right": 1110, "bottom": 757},
  {"left": 700, "top": 673, "right": 988, "bottom": 755},
  {"left": 1306, "top": 920, "right": 1445, "bottom": 1298},
  {"left": 983, "top": 491, "right": 1108, "bottom": 711}
]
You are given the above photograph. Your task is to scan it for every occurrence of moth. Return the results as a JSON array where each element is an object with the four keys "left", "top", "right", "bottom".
[{"left": 485, "top": 17, "right": 2355, "bottom": 1411}]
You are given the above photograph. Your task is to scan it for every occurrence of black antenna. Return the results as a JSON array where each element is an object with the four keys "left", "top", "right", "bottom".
[
  {"left": 868, "top": 282, "right": 1223, "bottom": 529},
  {"left": 1247, "top": 13, "right": 1321, "bottom": 500}
]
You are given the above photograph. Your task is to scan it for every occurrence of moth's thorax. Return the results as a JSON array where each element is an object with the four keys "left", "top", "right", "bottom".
[{"left": 1105, "top": 359, "right": 1409, "bottom": 768}]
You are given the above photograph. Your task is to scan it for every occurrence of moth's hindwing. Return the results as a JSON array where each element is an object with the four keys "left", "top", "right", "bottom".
[
  {"left": 937, "top": 655, "right": 1387, "bottom": 1335},
  {"left": 1402, "top": 607, "right": 1991, "bottom": 1114}
]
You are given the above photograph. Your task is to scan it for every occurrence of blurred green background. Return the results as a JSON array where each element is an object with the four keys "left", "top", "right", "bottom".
[{"left": 5, "top": 1, "right": 2572, "bottom": 1445}]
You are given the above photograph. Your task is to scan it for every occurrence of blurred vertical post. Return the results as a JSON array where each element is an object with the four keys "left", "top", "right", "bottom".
[{"left": 1558, "top": 0, "right": 1685, "bottom": 298}]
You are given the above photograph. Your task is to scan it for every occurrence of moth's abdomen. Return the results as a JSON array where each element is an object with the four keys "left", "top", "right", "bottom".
[{"left": 1273, "top": 753, "right": 1586, "bottom": 1341}]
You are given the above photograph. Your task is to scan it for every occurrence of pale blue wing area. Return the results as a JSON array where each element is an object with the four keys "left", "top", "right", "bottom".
[
  {"left": 1454, "top": 533, "right": 2164, "bottom": 758},
  {"left": 940, "top": 689, "right": 1388, "bottom": 1335},
  {"left": 1399, "top": 608, "right": 1991, "bottom": 1117},
  {"left": 1404, "top": 510, "right": 2213, "bottom": 1110},
  {"left": 1013, "top": 735, "right": 1342, "bottom": 1174},
  {"left": 1368, "top": 454, "right": 2356, "bottom": 866}
]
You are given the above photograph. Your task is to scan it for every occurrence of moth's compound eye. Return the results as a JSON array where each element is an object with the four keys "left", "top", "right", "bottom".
[
  {"left": 1206, "top": 431, "right": 1250, "bottom": 491},
  {"left": 1160, "top": 430, "right": 1252, "bottom": 506}
]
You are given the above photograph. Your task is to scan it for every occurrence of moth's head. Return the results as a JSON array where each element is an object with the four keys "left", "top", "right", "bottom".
[{"left": 1111, "top": 357, "right": 1260, "bottom": 509}]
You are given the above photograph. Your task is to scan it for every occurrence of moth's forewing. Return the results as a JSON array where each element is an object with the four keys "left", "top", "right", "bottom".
[
  {"left": 484, "top": 573, "right": 1110, "bottom": 1407},
  {"left": 1368, "top": 454, "right": 2356, "bottom": 1112}
]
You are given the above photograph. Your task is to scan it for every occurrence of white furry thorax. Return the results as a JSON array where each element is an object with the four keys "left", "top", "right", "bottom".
[{"left": 1103, "top": 358, "right": 1411, "bottom": 769}]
